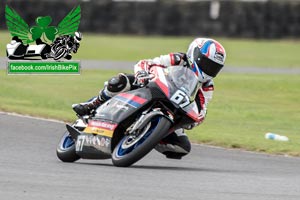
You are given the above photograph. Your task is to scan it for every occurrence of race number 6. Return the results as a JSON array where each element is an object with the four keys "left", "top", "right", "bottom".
[
  {"left": 170, "top": 90, "right": 190, "bottom": 108},
  {"left": 76, "top": 135, "right": 85, "bottom": 151}
]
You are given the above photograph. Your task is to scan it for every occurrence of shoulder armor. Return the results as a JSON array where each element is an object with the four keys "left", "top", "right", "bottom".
[{"left": 170, "top": 52, "right": 187, "bottom": 65}]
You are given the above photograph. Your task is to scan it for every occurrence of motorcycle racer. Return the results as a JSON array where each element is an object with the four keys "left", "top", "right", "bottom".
[
  {"left": 52, "top": 31, "right": 82, "bottom": 60},
  {"left": 6, "top": 32, "right": 82, "bottom": 60},
  {"left": 73, "top": 38, "right": 226, "bottom": 159}
]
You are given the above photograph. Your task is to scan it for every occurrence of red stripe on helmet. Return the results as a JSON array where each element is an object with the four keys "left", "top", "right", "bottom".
[{"left": 213, "top": 40, "right": 225, "bottom": 55}]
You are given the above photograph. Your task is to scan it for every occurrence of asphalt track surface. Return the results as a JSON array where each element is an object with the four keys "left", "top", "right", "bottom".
[{"left": 1, "top": 112, "right": 300, "bottom": 200}]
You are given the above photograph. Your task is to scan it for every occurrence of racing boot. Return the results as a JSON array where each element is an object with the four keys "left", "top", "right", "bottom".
[
  {"left": 72, "top": 90, "right": 108, "bottom": 116},
  {"left": 73, "top": 73, "right": 132, "bottom": 116},
  {"left": 155, "top": 128, "right": 191, "bottom": 159}
]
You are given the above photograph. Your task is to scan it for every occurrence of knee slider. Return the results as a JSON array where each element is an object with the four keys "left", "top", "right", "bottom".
[{"left": 103, "top": 73, "right": 131, "bottom": 98}]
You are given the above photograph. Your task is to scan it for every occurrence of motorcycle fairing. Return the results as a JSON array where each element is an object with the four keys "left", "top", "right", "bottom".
[
  {"left": 114, "top": 93, "right": 147, "bottom": 108},
  {"left": 26, "top": 44, "right": 46, "bottom": 56},
  {"left": 94, "top": 88, "right": 152, "bottom": 123},
  {"left": 75, "top": 133, "right": 111, "bottom": 159},
  {"left": 183, "top": 101, "right": 203, "bottom": 123},
  {"left": 66, "top": 123, "right": 112, "bottom": 159},
  {"left": 84, "top": 120, "right": 117, "bottom": 137},
  {"left": 149, "top": 66, "right": 170, "bottom": 98},
  {"left": 149, "top": 65, "right": 202, "bottom": 123},
  {"left": 76, "top": 89, "right": 151, "bottom": 158}
]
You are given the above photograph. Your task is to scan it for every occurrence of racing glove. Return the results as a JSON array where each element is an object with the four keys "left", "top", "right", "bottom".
[
  {"left": 182, "top": 122, "right": 199, "bottom": 130},
  {"left": 135, "top": 70, "right": 153, "bottom": 86}
]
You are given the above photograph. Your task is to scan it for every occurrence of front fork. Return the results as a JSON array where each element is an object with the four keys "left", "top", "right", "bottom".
[{"left": 126, "top": 108, "right": 174, "bottom": 136}]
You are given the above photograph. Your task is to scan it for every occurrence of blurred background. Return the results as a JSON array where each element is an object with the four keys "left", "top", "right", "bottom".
[{"left": 1, "top": 0, "right": 299, "bottom": 39}]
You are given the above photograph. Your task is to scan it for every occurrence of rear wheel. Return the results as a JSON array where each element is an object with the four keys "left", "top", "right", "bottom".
[
  {"left": 112, "top": 116, "right": 171, "bottom": 167},
  {"left": 56, "top": 130, "right": 80, "bottom": 162}
]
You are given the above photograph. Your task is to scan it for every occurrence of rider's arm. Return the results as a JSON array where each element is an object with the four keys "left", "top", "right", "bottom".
[
  {"left": 73, "top": 43, "right": 80, "bottom": 53},
  {"left": 54, "top": 35, "right": 69, "bottom": 44},
  {"left": 134, "top": 53, "right": 186, "bottom": 74},
  {"left": 195, "top": 80, "right": 214, "bottom": 125}
]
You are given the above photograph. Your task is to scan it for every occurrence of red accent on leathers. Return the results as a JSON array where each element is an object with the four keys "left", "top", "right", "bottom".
[
  {"left": 202, "top": 84, "right": 214, "bottom": 92},
  {"left": 197, "top": 90, "right": 206, "bottom": 111},
  {"left": 170, "top": 53, "right": 175, "bottom": 65}
]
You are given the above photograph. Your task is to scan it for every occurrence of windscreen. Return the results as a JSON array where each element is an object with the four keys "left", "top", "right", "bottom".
[{"left": 167, "top": 66, "right": 200, "bottom": 101}]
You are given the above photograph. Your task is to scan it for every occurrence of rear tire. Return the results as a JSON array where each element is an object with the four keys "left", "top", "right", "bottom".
[
  {"left": 112, "top": 116, "right": 171, "bottom": 167},
  {"left": 56, "top": 131, "right": 80, "bottom": 162}
]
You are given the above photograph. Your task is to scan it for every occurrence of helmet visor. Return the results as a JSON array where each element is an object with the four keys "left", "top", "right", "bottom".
[
  {"left": 74, "top": 37, "right": 81, "bottom": 43},
  {"left": 195, "top": 53, "right": 224, "bottom": 77}
]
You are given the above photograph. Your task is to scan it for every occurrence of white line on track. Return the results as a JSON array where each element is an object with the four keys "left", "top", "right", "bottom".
[{"left": 0, "top": 111, "right": 65, "bottom": 124}]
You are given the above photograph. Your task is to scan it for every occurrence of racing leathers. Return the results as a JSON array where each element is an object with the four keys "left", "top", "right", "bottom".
[
  {"left": 73, "top": 53, "right": 214, "bottom": 159},
  {"left": 134, "top": 53, "right": 214, "bottom": 127}
]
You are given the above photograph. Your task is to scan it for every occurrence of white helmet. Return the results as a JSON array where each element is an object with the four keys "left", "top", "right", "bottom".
[
  {"left": 186, "top": 38, "right": 226, "bottom": 82},
  {"left": 74, "top": 31, "right": 82, "bottom": 43}
]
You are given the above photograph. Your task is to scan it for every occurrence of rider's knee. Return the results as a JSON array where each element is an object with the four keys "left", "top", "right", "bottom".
[
  {"left": 101, "top": 73, "right": 131, "bottom": 99},
  {"left": 155, "top": 129, "right": 191, "bottom": 159}
]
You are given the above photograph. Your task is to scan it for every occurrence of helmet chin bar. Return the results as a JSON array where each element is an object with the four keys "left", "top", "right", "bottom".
[
  {"left": 199, "top": 73, "right": 213, "bottom": 83},
  {"left": 193, "top": 62, "right": 213, "bottom": 83}
]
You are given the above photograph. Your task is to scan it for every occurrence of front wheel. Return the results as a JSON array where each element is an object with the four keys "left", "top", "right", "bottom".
[
  {"left": 56, "top": 130, "right": 80, "bottom": 162},
  {"left": 112, "top": 116, "right": 171, "bottom": 167},
  {"left": 53, "top": 47, "right": 67, "bottom": 60}
]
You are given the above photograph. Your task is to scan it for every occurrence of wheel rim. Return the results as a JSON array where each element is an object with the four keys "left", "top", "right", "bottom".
[
  {"left": 54, "top": 48, "right": 66, "bottom": 59},
  {"left": 61, "top": 133, "right": 75, "bottom": 149},
  {"left": 121, "top": 122, "right": 151, "bottom": 149},
  {"left": 115, "top": 117, "right": 160, "bottom": 158}
]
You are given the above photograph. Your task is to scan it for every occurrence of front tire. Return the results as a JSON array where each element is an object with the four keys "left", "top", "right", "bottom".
[
  {"left": 56, "top": 130, "right": 80, "bottom": 162},
  {"left": 53, "top": 47, "right": 67, "bottom": 60},
  {"left": 112, "top": 116, "right": 171, "bottom": 167}
]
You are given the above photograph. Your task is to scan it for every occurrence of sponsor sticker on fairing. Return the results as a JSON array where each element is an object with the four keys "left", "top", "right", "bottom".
[
  {"left": 88, "top": 121, "right": 117, "bottom": 130},
  {"left": 76, "top": 135, "right": 110, "bottom": 152}
]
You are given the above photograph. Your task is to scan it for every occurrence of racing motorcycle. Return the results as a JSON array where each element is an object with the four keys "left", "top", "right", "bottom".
[
  {"left": 47, "top": 41, "right": 73, "bottom": 60},
  {"left": 56, "top": 65, "right": 201, "bottom": 167}
]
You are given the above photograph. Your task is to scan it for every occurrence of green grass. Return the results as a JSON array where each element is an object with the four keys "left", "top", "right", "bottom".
[
  {"left": 0, "top": 69, "right": 119, "bottom": 121},
  {"left": 1, "top": 69, "right": 300, "bottom": 156},
  {"left": 1, "top": 31, "right": 300, "bottom": 68},
  {"left": 189, "top": 73, "right": 300, "bottom": 156}
]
